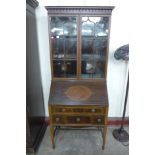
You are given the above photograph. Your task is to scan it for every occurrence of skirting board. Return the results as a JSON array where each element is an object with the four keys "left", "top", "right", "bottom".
[
  {"left": 107, "top": 117, "right": 129, "bottom": 125},
  {"left": 45, "top": 117, "right": 129, "bottom": 126}
]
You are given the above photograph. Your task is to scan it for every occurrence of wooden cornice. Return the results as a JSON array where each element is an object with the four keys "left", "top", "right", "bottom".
[{"left": 45, "top": 6, "right": 114, "bottom": 15}]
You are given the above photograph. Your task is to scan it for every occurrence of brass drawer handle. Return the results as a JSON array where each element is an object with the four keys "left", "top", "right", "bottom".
[
  {"left": 97, "top": 118, "right": 102, "bottom": 123},
  {"left": 55, "top": 117, "right": 60, "bottom": 122},
  {"left": 91, "top": 109, "right": 95, "bottom": 113},
  {"left": 62, "top": 108, "right": 66, "bottom": 112},
  {"left": 76, "top": 117, "right": 80, "bottom": 122}
]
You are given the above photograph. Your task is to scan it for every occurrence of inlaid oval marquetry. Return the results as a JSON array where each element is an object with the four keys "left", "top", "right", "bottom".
[{"left": 65, "top": 85, "right": 92, "bottom": 101}]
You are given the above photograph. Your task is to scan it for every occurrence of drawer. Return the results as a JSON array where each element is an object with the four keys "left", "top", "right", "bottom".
[
  {"left": 52, "top": 115, "right": 63, "bottom": 124},
  {"left": 53, "top": 106, "right": 107, "bottom": 114},
  {"left": 52, "top": 115, "right": 105, "bottom": 125},
  {"left": 65, "top": 115, "right": 105, "bottom": 125},
  {"left": 66, "top": 116, "right": 91, "bottom": 124},
  {"left": 72, "top": 108, "right": 103, "bottom": 113},
  {"left": 54, "top": 107, "right": 72, "bottom": 113},
  {"left": 92, "top": 116, "right": 105, "bottom": 125},
  {"left": 83, "top": 108, "right": 103, "bottom": 113}
]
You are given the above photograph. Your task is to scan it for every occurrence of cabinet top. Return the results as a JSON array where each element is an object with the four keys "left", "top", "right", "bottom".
[
  {"left": 45, "top": 6, "right": 114, "bottom": 15},
  {"left": 49, "top": 80, "right": 109, "bottom": 106}
]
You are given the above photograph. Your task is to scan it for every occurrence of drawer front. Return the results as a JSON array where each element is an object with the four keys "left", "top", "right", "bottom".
[
  {"left": 52, "top": 115, "right": 105, "bottom": 125},
  {"left": 53, "top": 106, "right": 107, "bottom": 114},
  {"left": 92, "top": 116, "right": 105, "bottom": 125},
  {"left": 83, "top": 108, "right": 102, "bottom": 113},
  {"left": 54, "top": 107, "right": 72, "bottom": 113},
  {"left": 67, "top": 116, "right": 91, "bottom": 124},
  {"left": 52, "top": 115, "right": 63, "bottom": 124}
]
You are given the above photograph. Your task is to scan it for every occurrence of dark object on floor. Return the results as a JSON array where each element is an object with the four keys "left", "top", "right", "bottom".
[
  {"left": 113, "top": 127, "right": 129, "bottom": 142},
  {"left": 114, "top": 44, "right": 129, "bottom": 60},
  {"left": 113, "top": 73, "right": 129, "bottom": 142},
  {"left": 113, "top": 44, "right": 129, "bottom": 142}
]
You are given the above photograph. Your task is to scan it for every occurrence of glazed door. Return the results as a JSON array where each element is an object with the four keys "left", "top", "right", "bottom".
[
  {"left": 49, "top": 15, "right": 110, "bottom": 80},
  {"left": 50, "top": 16, "right": 77, "bottom": 78},
  {"left": 81, "top": 16, "right": 109, "bottom": 79}
]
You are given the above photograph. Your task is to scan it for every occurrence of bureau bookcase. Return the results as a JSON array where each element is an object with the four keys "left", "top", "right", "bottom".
[{"left": 46, "top": 6, "right": 114, "bottom": 149}]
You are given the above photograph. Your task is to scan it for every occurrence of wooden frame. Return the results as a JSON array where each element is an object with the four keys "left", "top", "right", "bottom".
[
  {"left": 46, "top": 6, "right": 114, "bottom": 150},
  {"left": 46, "top": 6, "right": 114, "bottom": 81}
]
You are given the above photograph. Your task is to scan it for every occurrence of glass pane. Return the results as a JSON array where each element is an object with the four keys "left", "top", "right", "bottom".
[
  {"left": 50, "top": 17, "right": 77, "bottom": 78},
  {"left": 52, "top": 38, "right": 64, "bottom": 59},
  {"left": 53, "top": 60, "right": 76, "bottom": 78},
  {"left": 65, "top": 38, "right": 77, "bottom": 59},
  {"left": 81, "top": 17, "right": 109, "bottom": 78}
]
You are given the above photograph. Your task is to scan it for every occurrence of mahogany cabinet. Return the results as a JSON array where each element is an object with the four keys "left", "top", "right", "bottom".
[{"left": 46, "top": 6, "right": 114, "bottom": 149}]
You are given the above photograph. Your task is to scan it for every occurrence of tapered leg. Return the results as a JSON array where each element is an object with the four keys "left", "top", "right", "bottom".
[
  {"left": 102, "top": 126, "right": 107, "bottom": 150},
  {"left": 50, "top": 126, "right": 55, "bottom": 149}
]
